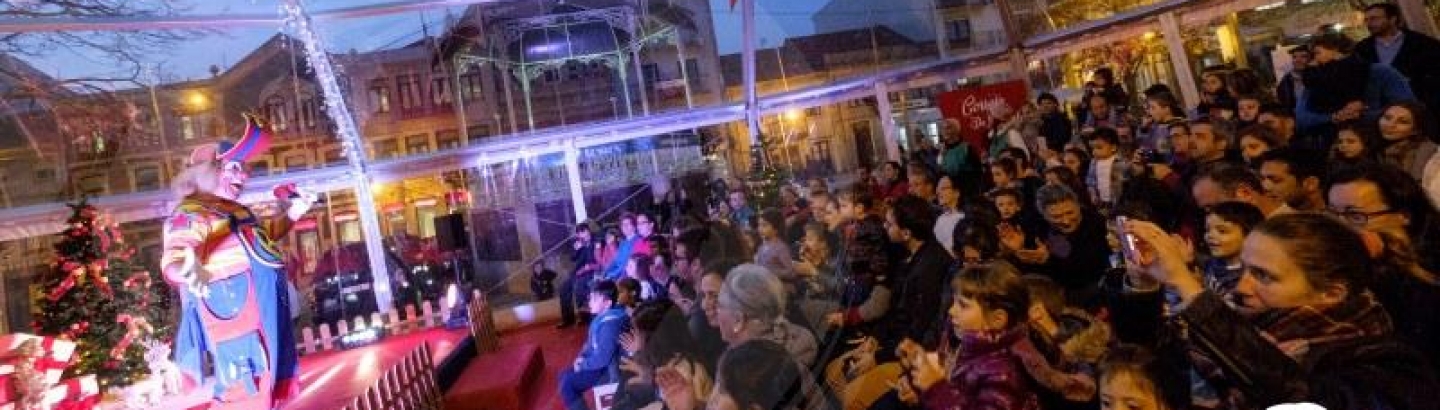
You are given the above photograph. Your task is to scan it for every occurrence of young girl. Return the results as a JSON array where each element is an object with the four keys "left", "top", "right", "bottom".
[
  {"left": 597, "top": 227, "right": 621, "bottom": 278},
  {"left": 1332, "top": 120, "right": 1381, "bottom": 165},
  {"left": 1201, "top": 201, "right": 1264, "bottom": 313},
  {"left": 1098, "top": 344, "right": 1191, "bottom": 410},
  {"left": 625, "top": 254, "right": 660, "bottom": 302},
  {"left": 901, "top": 261, "right": 1039, "bottom": 409},
  {"left": 754, "top": 209, "right": 797, "bottom": 284}
]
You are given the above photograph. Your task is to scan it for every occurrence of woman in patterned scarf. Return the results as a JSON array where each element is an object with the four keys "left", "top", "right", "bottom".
[{"left": 1121, "top": 213, "right": 1439, "bottom": 409}]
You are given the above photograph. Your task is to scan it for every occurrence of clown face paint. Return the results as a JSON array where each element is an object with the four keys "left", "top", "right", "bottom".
[{"left": 217, "top": 161, "right": 250, "bottom": 200}]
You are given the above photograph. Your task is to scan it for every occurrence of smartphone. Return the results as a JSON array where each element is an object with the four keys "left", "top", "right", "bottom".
[{"left": 1116, "top": 216, "right": 1140, "bottom": 264}]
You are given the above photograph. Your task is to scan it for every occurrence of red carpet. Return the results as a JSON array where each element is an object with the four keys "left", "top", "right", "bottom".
[
  {"left": 445, "top": 323, "right": 588, "bottom": 410},
  {"left": 282, "top": 328, "right": 468, "bottom": 410}
]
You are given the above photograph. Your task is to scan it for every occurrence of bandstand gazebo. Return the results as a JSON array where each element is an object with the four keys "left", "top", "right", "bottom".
[{"left": 455, "top": 2, "right": 695, "bottom": 132}]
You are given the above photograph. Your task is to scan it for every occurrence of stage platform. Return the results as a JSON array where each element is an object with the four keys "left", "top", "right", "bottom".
[{"left": 283, "top": 327, "right": 469, "bottom": 410}]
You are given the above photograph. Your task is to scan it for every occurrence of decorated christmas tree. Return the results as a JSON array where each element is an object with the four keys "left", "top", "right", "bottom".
[{"left": 32, "top": 199, "right": 173, "bottom": 389}]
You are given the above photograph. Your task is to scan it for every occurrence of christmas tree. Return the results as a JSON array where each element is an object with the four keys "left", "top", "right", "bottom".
[{"left": 32, "top": 199, "right": 173, "bottom": 389}]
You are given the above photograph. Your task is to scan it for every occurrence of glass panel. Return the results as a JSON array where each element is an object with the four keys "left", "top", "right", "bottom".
[
  {"left": 1019, "top": 0, "right": 1167, "bottom": 39},
  {"left": 750, "top": 0, "right": 947, "bottom": 98},
  {"left": 0, "top": 22, "right": 356, "bottom": 209}
]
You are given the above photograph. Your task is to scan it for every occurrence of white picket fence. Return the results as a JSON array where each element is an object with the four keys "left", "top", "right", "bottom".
[{"left": 296, "top": 296, "right": 457, "bottom": 356}]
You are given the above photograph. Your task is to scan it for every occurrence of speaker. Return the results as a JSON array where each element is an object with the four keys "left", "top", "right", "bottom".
[{"left": 434, "top": 214, "right": 469, "bottom": 252}]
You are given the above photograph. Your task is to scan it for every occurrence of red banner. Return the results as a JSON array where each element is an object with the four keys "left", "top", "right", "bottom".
[{"left": 936, "top": 80, "right": 1030, "bottom": 152}]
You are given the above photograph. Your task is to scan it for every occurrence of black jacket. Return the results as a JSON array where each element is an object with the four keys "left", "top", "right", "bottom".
[
  {"left": 1040, "top": 112, "right": 1074, "bottom": 152},
  {"left": 1357, "top": 29, "right": 1440, "bottom": 123},
  {"left": 882, "top": 240, "right": 955, "bottom": 350},
  {"left": 1277, "top": 72, "right": 1301, "bottom": 111},
  {"left": 1033, "top": 211, "right": 1111, "bottom": 297}
]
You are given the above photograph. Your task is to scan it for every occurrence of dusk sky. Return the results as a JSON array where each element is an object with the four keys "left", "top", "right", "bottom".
[{"left": 23, "top": 0, "right": 835, "bottom": 85}]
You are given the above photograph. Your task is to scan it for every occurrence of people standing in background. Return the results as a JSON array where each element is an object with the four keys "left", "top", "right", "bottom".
[
  {"left": 1277, "top": 45, "right": 1312, "bottom": 111},
  {"left": 1037, "top": 93, "right": 1074, "bottom": 157},
  {"left": 1296, "top": 33, "right": 1414, "bottom": 150},
  {"left": 940, "top": 118, "right": 984, "bottom": 198},
  {"left": 1356, "top": 3, "right": 1440, "bottom": 126},
  {"left": 559, "top": 224, "right": 601, "bottom": 328}
]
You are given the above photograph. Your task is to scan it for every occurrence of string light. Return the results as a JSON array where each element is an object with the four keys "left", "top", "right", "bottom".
[{"left": 281, "top": 0, "right": 395, "bottom": 312}]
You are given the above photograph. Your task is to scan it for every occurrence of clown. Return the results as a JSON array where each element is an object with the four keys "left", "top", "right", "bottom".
[{"left": 161, "top": 115, "right": 315, "bottom": 408}]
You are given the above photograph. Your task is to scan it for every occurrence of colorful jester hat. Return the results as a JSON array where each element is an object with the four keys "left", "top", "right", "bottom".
[{"left": 185, "top": 114, "right": 273, "bottom": 167}]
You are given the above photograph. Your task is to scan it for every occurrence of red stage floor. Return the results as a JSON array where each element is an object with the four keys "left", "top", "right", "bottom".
[{"left": 281, "top": 327, "right": 468, "bottom": 410}]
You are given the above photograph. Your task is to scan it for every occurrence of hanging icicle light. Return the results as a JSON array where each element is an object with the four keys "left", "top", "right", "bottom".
[{"left": 280, "top": 0, "right": 395, "bottom": 313}]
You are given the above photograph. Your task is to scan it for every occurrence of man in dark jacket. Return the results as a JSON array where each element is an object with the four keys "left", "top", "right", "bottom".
[
  {"left": 558, "top": 223, "right": 600, "bottom": 328},
  {"left": 1356, "top": 3, "right": 1440, "bottom": 125},
  {"left": 882, "top": 195, "right": 955, "bottom": 349},
  {"left": 1275, "top": 45, "right": 1311, "bottom": 111},
  {"left": 1013, "top": 184, "right": 1112, "bottom": 309},
  {"left": 1038, "top": 93, "right": 1074, "bottom": 153}
]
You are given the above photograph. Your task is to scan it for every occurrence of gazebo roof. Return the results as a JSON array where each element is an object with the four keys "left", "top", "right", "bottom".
[{"left": 506, "top": 20, "right": 632, "bottom": 63}]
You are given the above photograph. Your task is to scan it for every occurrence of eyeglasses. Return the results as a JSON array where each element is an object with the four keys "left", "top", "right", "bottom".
[{"left": 1327, "top": 207, "right": 1400, "bottom": 225}]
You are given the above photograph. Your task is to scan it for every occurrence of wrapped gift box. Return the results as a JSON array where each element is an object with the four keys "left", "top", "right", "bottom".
[
  {"left": 0, "top": 374, "right": 99, "bottom": 410},
  {"left": 0, "top": 334, "right": 77, "bottom": 385}
]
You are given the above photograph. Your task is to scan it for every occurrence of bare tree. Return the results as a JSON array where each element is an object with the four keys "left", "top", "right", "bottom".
[
  {"left": 0, "top": 1, "right": 210, "bottom": 92},
  {"left": 0, "top": 1, "right": 207, "bottom": 202}
]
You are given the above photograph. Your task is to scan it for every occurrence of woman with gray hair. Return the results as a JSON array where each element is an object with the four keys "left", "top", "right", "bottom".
[{"left": 715, "top": 264, "right": 819, "bottom": 368}]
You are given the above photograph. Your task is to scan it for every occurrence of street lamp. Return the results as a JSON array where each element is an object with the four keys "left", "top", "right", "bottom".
[{"left": 184, "top": 90, "right": 210, "bottom": 111}]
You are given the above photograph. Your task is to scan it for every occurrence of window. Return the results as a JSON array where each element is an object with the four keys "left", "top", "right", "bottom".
[
  {"left": 416, "top": 205, "right": 437, "bottom": 238},
  {"left": 678, "top": 58, "right": 701, "bottom": 87},
  {"left": 467, "top": 125, "right": 492, "bottom": 142},
  {"left": 396, "top": 74, "right": 421, "bottom": 111},
  {"left": 431, "top": 77, "right": 451, "bottom": 107},
  {"left": 946, "top": 19, "right": 972, "bottom": 45},
  {"left": 133, "top": 165, "right": 162, "bottom": 192},
  {"left": 374, "top": 138, "right": 400, "bottom": 159},
  {"left": 436, "top": 129, "right": 461, "bottom": 150},
  {"left": 369, "top": 78, "right": 391, "bottom": 113},
  {"left": 250, "top": 158, "right": 271, "bottom": 177},
  {"left": 642, "top": 63, "right": 660, "bottom": 83},
  {"left": 567, "top": 62, "right": 583, "bottom": 80},
  {"left": 284, "top": 154, "right": 309, "bottom": 171},
  {"left": 405, "top": 134, "right": 431, "bottom": 155},
  {"left": 543, "top": 69, "right": 559, "bottom": 83},
  {"left": 76, "top": 173, "right": 107, "bottom": 196},
  {"left": 299, "top": 96, "right": 317, "bottom": 129},
  {"left": 460, "top": 71, "right": 483, "bottom": 102},
  {"left": 323, "top": 149, "right": 344, "bottom": 165},
  {"left": 265, "top": 96, "right": 290, "bottom": 132},
  {"left": 339, "top": 220, "right": 361, "bottom": 243},
  {"left": 33, "top": 168, "right": 54, "bottom": 182},
  {"left": 180, "top": 116, "right": 196, "bottom": 140}
]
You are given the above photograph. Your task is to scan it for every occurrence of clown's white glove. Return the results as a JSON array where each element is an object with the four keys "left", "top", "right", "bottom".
[
  {"left": 285, "top": 187, "right": 318, "bottom": 221},
  {"left": 178, "top": 247, "right": 209, "bottom": 297}
]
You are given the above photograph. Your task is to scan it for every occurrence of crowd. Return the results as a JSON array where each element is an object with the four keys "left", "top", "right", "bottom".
[{"left": 552, "top": 4, "right": 1440, "bottom": 410}]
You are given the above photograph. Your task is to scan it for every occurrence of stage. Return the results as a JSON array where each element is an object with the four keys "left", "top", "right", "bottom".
[{"left": 283, "top": 327, "right": 469, "bottom": 410}]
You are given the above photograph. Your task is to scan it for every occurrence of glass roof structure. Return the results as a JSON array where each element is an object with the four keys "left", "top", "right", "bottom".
[{"left": 0, "top": 0, "right": 1423, "bottom": 331}]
